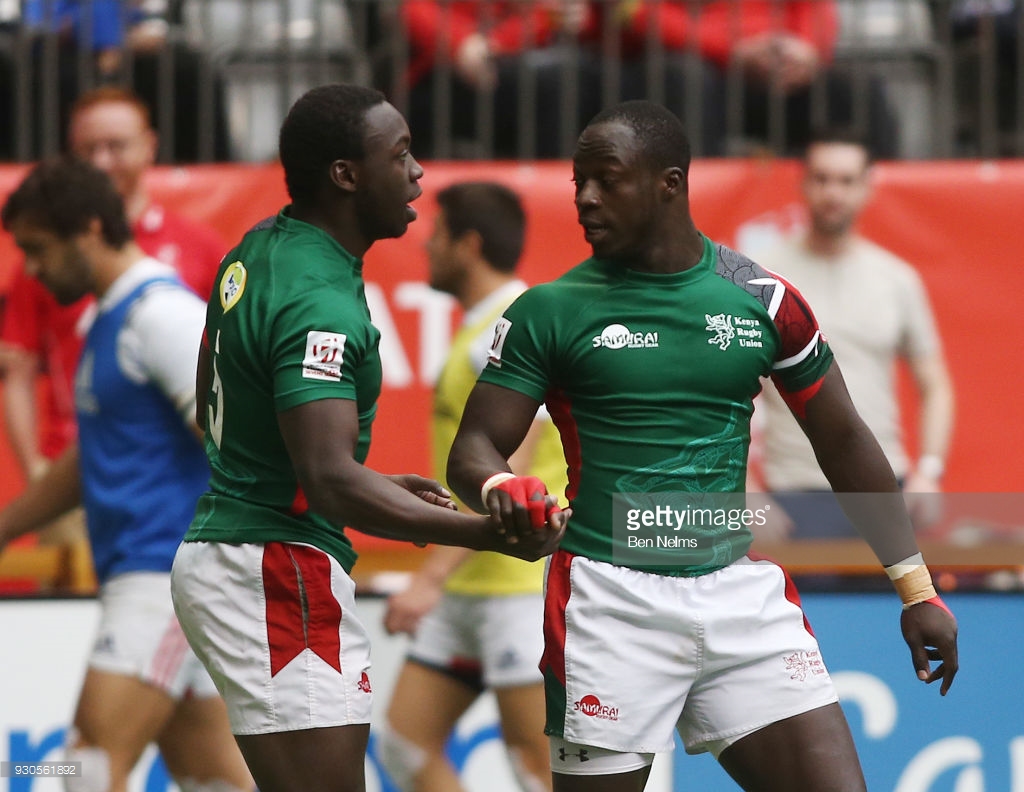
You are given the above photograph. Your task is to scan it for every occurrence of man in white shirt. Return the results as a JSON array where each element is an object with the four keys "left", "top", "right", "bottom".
[{"left": 754, "top": 129, "right": 955, "bottom": 539}]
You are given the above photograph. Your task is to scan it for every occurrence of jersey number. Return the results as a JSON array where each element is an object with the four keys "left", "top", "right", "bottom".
[{"left": 209, "top": 330, "right": 225, "bottom": 449}]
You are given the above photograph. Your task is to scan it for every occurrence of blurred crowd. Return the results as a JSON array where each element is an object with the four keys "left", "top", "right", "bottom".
[{"left": 0, "top": 0, "right": 1019, "bottom": 163}]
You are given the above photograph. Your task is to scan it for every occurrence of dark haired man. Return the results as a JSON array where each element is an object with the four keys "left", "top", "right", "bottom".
[
  {"left": 169, "top": 85, "right": 568, "bottom": 792},
  {"left": 380, "top": 182, "right": 566, "bottom": 792},
  {"left": 0, "top": 86, "right": 226, "bottom": 592},
  {"left": 0, "top": 156, "right": 253, "bottom": 792},
  {"left": 448, "top": 101, "right": 958, "bottom": 791}
]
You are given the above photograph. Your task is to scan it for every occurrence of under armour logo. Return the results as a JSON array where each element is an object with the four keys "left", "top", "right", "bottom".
[{"left": 558, "top": 748, "right": 590, "bottom": 762}]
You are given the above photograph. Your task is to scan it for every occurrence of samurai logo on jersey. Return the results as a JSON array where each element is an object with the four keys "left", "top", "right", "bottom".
[
  {"left": 573, "top": 694, "right": 619, "bottom": 721},
  {"left": 302, "top": 331, "right": 346, "bottom": 381},
  {"left": 592, "top": 323, "right": 659, "bottom": 349},
  {"left": 705, "top": 313, "right": 764, "bottom": 351}
]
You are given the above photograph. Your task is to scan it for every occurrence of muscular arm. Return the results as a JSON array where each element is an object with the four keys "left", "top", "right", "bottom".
[
  {"left": 1, "top": 346, "right": 47, "bottom": 479},
  {"left": 0, "top": 443, "right": 81, "bottom": 551},
  {"left": 793, "top": 364, "right": 958, "bottom": 694},
  {"left": 793, "top": 365, "right": 918, "bottom": 564},
  {"left": 278, "top": 397, "right": 558, "bottom": 556},
  {"left": 447, "top": 382, "right": 543, "bottom": 513}
]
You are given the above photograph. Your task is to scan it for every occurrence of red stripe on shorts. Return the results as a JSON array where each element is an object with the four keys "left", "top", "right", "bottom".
[
  {"left": 263, "top": 543, "right": 343, "bottom": 677},
  {"left": 540, "top": 549, "right": 574, "bottom": 685},
  {"left": 748, "top": 553, "right": 815, "bottom": 637}
]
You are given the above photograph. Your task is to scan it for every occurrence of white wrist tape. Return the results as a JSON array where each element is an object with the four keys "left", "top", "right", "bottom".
[
  {"left": 885, "top": 552, "right": 937, "bottom": 608},
  {"left": 885, "top": 552, "right": 925, "bottom": 580},
  {"left": 480, "top": 472, "right": 516, "bottom": 504}
]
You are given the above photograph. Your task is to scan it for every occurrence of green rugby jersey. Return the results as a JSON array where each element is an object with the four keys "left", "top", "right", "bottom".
[
  {"left": 478, "top": 234, "right": 833, "bottom": 575},
  {"left": 184, "top": 209, "right": 382, "bottom": 572}
]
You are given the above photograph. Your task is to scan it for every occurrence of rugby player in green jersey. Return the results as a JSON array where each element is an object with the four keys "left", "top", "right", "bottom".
[
  {"left": 448, "top": 100, "right": 958, "bottom": 792},
  {"left": 169, "top": 84, "right": 567, "bottom": 792}
]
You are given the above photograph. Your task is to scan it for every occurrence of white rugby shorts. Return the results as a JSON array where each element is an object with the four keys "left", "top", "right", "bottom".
[
  {"left": 408, "top": 592, "right": 545, "bottom": 690},
  {"left": 170, "top": 540, "right": 373, "bottom": 735},
  {"left": 541, "top": 550, "right": 838, "bottom": 757},
  {"left": 88, "top": 571, "right": 218, "bottom": 700}
]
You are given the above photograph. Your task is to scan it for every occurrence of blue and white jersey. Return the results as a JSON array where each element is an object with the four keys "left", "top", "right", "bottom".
[{"left": 75, "top": 258, "right": 208, "bottom": 583}]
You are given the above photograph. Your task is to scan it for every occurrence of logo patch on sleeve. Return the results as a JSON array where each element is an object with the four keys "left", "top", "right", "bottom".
[
  {"left": 303, "top": 331, "right": 346, "bottom": 381},
  {"left": 487, "top": 317, "right": 512, "bottom": 367},
  {"left": 219, "top": 261, "right": 247, "bottom": 313}
]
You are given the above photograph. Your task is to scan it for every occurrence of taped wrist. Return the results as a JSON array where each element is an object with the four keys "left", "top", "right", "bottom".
[
  {"left": 885, "top": 552, "right": 939, "bottom": 609},
  {"left": 481, "top": 473, "right": 559, "bottom": 529},
  {"left": 480, "top": 472, "right": 516, "bottom": 504}
]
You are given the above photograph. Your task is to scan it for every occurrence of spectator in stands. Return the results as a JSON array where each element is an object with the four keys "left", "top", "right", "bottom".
[
  {"left": 0, "top": 155, "right": 253, "bottom": 792},
  {"left": 0, "top": 87, "right": 226, "bottom": 592},
  {"left": 397, "top": 1, "right": 596, "bottom": 158},
  {"left": 951, "top": 0, "right": 1021, "bottom": 155},
  {"left": 380, "top": 182, "right": 566, "bottom": 792},
  {"left": 575, "top": 0, "right": 899, "bottom": 157},
  {"left": 751, "top": 129, "right": 954, "bottom": 539},
  {"left": 12, "top": 0, "right": 229, "bottom": 161}
]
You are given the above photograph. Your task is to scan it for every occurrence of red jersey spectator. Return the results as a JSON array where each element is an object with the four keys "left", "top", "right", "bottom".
[
  {"left": 398, "top": 1, "right": 591, "bottom": 158},
  {"left": 575, "top": 1, "right": 897, "bottom": 158}
]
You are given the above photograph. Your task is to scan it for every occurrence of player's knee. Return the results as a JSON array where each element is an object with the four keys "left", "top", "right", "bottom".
[
  {"left": 377, "top": 725, "right": 429, "bottom": 792},
  {"left": 176, "top": 778, "right": 253, "bottom": 792},
  {"left": 63, "top": 733, "right": 111, "bottom": 792},
  {"left": 506, "top": 746, "right": 550, "bottom": 792}
]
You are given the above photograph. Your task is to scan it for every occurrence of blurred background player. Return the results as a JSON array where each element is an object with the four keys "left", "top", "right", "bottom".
[
  {"left": 0, "top": 156, "right": 252, "bottom": 792},
  {"left": 0, "top": 86, "right": 226, "bottom": 591},
  {"left": 751, "top": 128, "right": 955, "bottom": 541},
  {"left": 380, "top": 182, "right": 567, "bottom": 792}
]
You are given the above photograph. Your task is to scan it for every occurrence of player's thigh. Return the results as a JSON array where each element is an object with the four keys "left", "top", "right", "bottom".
[
  {"left": 551, "top": 765, "right": 652, "bottom": 792},
  {"left": 72, "top": 667, "right": 176, "bottom": 775},
  {"left": 171, "top": 541, "right": 373, "bottom": 735},
  {"left": 718, "top": 702, "right": 866, "bottom": 792},
  {"left": 385, "top": 660, "right": 479, "bottom": 751},
  {"left": 544, "top": 552, "right": 694, "bottom": 756},
  {"left": 493, "top": 682, "right": 547, "bottom": 750},
  {"left": 676, "top": 559, "right": 839, "bottom": 758},
  {"left": 235, "top": 724, "right": 370, "bottom": 792},
  {"left": 156, "top": 694, "right": 252, "bottom": 789}
]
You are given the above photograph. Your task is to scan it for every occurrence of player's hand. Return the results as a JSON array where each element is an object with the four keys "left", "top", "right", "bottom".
[
  {"left": 388, "top": 474, "right": 458, "bottom": 511},
  {"left": 383, "top": 575, "right": 443, "bottom": 636},
  {"left": 900, "top": 599, "right": 959, "bottom": 696},
  {"left": 499, "top": 506, "right": 571, "bottom": 562},
  {"left": 484, "top": 475, "right": 561, "bottom": 542}
]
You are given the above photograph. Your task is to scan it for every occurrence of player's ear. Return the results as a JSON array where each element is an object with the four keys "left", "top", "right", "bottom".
[
  {"left": 329, "top": 159, "right": 357, "bottom": 194},
  {"left": 662, "top": 166, "right": 686, "bottom": 199}
]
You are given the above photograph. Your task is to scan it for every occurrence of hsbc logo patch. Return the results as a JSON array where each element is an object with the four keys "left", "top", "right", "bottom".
[
  {"left": 487, "top": 317, "right": 512, "bottom": 367},
  {"left": 573, "top": 694, "right": 619, "bottom": 721},
  {"left": 302, "top": 331, "right": 346, "bottom": 381}
]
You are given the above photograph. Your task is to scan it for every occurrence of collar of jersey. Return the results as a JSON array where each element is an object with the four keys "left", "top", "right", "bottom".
[
  {"left": 276, "top": 207, "right": 364, "bottom": 274},
  {"left": 598, "top": 233, "right": 713, "bottom": 286}
]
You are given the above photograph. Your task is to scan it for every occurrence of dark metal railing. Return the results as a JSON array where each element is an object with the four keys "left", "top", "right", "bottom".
[{"left": 0, "top": 1, "right": 1019, "bottom": 162}]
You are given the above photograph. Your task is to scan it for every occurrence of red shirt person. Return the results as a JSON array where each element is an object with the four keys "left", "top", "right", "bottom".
[{"left": 1, "top": 86, "right": 224, "bottom": 482}]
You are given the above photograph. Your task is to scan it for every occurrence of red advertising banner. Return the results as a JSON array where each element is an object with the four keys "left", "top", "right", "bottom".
[{"left": 0, "top": 160, "right": 1020, "bottom": 556}]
